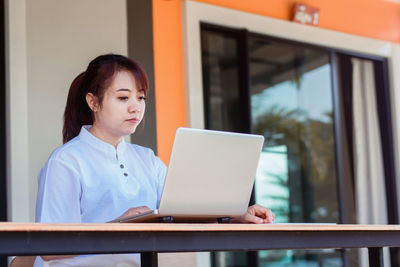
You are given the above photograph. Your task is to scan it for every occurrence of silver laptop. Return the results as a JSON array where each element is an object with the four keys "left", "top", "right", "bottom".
[{"left": 113, "top": 127, "right": 264, "bottom": 223}]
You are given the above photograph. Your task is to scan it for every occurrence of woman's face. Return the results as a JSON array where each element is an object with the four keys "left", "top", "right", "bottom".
[{"left": 87, "top": 70, "right": 146, "bottom": 143}]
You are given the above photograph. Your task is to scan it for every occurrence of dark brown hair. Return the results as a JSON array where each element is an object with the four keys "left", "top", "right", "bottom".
[{"left": 62, "top": 54, "right": 148, "bottom": 143}]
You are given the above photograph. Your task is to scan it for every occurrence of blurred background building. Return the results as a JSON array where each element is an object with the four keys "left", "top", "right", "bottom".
[{"left": 1, "top": 0, "right": 400, "bottom": 266}]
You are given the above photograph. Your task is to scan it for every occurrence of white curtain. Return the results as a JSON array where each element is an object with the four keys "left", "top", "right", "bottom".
[{"left": 352, "top": 58, "right": 389, "bottom": 266}]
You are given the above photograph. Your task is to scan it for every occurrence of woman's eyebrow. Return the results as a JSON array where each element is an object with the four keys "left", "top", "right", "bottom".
[{"left": 116, "top": 88, "right": 131, "bottom": 92}]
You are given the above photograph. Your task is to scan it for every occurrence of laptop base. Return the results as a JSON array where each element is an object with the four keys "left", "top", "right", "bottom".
[
  {"left": 155, "top": 216, "right": 231, "bottom": 223},
  {"left": 117, "top": 211, "right": 237, "bottom": 223}
]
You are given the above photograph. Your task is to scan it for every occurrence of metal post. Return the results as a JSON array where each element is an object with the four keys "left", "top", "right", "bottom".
[
  {"left": 368, "top": 247, "right": 384, "bottom": 267},
  {"left": 141, "top": 252, "right": 158, "bottom": 267}
]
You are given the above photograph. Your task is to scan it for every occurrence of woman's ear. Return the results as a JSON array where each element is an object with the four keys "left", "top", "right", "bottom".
[{"left": 86, "top": 93, "right": 99, "bottom": 112}]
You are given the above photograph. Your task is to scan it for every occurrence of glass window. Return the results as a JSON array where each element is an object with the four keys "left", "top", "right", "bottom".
[
  {"left": 201, "top": 29, "right": 243, "bottom": 132},
  {"left": 249, "top": 35, "right": 340, "bottom": 267},
  {"left": 249, "top": 37, "right": 339, "bottom": 224}
]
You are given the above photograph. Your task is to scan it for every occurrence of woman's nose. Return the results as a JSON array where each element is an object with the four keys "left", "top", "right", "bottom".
[
  {"left": 128, "top": 105, "right": 139, "bottom": 113},
  {"left": 128, "top": 99, "right": 140, "bottom": 113}
]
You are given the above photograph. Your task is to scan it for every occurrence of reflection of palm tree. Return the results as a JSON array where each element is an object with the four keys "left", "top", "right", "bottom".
[
  {"left": 253, "top": 106, "right": 301, "bottom": 146},
  {"left": 253, "top": 105, "right": 338, "bottom": 223}
]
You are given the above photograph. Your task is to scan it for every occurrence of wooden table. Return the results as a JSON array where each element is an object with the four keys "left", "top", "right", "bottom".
[{"left": 1, "top": 223, "right": 400, "bottom": 266}]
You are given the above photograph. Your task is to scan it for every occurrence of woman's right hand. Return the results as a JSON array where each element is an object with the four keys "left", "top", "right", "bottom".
[{"left": 115, "top": 206, "right": 151, "bottom": 221}]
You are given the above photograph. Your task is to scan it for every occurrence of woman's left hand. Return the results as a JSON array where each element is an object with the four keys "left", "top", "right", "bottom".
[{"left": 230, "top": 204, "right": 274, "bottom": 224}]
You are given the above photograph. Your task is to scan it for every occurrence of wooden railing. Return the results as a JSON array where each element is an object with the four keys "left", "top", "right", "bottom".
[{"left": 1, "top": 223, "right": 400, "bottom": 267}]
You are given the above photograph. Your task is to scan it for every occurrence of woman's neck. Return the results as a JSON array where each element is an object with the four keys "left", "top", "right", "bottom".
[{"left": 89, "top": 125, "right": 123, "bottom": 149}]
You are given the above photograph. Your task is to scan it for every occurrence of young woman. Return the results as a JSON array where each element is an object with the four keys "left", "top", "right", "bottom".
[{"left": 34, "top": 54, "right": 274, "bottom": 267}]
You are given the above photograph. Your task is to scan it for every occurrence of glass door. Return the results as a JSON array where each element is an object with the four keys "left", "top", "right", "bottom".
[{"left": 201, "top": 22, "right": 396, "bottom": 267}]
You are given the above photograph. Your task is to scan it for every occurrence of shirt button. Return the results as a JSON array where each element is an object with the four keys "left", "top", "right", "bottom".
[
  {"left": 120, "top": 164, "right": 124, "bottom": 169},
  {"left": 124, "top": 173, "right": 128, "bottom": 177}
]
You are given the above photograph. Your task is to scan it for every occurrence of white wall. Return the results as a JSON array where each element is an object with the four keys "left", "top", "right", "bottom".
[
  {"left": 7, "top": 0, "right": 128, "bottom": 222},
  {"left": 6, "top": 0, "right": 30, "bottom": 223}
]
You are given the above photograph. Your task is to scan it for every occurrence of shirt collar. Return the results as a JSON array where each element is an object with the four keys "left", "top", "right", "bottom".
[{"left": 79, "top": 125, "right": 127, "bottom": 159}]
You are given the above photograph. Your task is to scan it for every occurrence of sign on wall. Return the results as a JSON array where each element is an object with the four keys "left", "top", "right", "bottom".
[{"left": 292, "top": 3, "right": 320, "bottom": 26}]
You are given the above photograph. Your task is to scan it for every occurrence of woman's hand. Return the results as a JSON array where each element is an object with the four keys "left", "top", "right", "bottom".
[
  {"left": 115, "top": 206, "right": 151, "bottom": 221},
  {"left": 230, "top": 204, "right": 274, "bottom": 224}
]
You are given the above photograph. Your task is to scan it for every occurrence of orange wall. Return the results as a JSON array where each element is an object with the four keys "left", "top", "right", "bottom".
[
  {"left": 152, "top": 0, "right": 400, "bottom": 163},
  {"left": 153, "top": 0, "right": 186, "bottom": 163}
]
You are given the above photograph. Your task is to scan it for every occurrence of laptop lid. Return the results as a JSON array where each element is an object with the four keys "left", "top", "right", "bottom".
[{"left": 157, "top": 127, "right": 264, "bottom": 218}]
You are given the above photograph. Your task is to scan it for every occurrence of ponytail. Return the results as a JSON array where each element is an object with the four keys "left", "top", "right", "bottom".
[{"left": 63, "top": 72, "right": 93, "bottom": 143}]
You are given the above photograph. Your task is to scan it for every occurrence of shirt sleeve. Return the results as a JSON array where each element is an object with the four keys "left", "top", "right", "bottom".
[{"left": 36, "top": 158, "right": 82, "bottom": 223}]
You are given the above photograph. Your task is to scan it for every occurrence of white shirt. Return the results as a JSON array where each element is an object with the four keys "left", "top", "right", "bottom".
[{"left": 34, "top": 126, "right": 167, "bottom": 267}]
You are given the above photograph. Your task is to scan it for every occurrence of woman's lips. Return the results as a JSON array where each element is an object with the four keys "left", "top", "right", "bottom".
[{"left": 127, "top": 118, "right": 139, "bottom": 124}]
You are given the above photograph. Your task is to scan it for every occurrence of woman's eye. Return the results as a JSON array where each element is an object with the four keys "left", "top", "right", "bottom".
[
  {"left": 118, "top": 96, "right": 129, "bottom": 101},
  {"left": 139, "top": 96, "right": 147, "bottom": 101}
]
